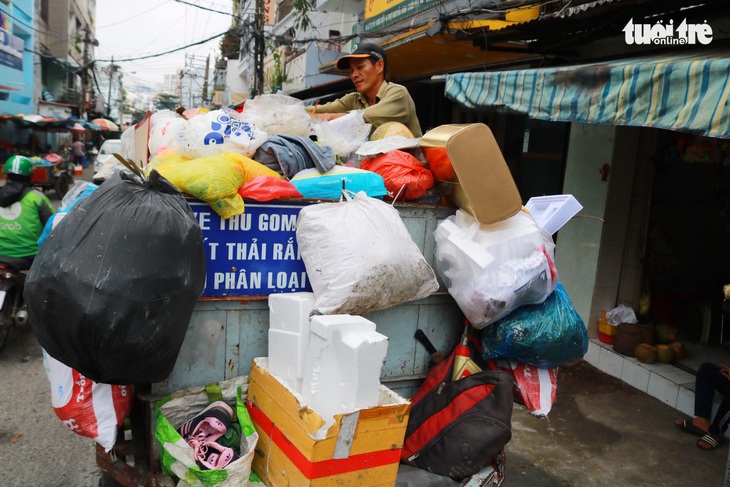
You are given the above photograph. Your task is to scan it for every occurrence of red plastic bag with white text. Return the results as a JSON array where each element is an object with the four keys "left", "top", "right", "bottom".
[
  {"left": 360, "top": 150, "right": 434, "bottom": 201},
  {"left": 238, "top": 175, "right": 303, "bottom": 201},
  {"left": 496, "top": 359, "right": 557, "bottom": 417},
  {"left": 43, "top": 350, "right": 133, "bottom": 451}
]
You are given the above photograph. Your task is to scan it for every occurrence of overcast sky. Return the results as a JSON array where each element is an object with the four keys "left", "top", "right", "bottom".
[{"left": 94, "top": 0, "right": 234, "bottom": 89}]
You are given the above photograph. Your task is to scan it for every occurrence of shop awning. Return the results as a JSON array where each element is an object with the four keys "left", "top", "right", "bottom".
[
  {"left": 319, "top": 21, "right": 543, "bottom": 82},
  {"left": 444, "top": 50, "right": 730, "bottom": 139}
]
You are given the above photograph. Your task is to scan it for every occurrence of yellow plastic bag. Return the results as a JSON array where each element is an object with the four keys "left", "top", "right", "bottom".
[{"left": 148, "top": 150, "right": 283, "bottom": 219}]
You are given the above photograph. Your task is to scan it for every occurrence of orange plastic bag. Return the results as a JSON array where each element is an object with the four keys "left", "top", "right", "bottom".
[
  {"left": 360, "top": 150, "right": 434, "bottom": 201},
  {"left": 422, "top": 146, "right": 456, "bottom": 181},
  {"left": 238, "top": 175, "right": 302, "bottom": 201}
]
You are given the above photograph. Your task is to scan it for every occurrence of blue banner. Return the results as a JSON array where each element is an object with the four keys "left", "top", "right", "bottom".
[{"left": 189, "top": 201, "right": 312, "bottom": 297}]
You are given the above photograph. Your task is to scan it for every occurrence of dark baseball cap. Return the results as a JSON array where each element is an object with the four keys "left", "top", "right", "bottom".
[{"left": 336, "top": 43, "right": 387, "bottom": 70}]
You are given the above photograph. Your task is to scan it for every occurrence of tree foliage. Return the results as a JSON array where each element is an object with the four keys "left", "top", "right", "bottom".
[
  {"left": 154, "top": 93, "right": 180, "bottom": 111},
  {"left": 292, "top": 0, "right": 314, "bottom": 31}
]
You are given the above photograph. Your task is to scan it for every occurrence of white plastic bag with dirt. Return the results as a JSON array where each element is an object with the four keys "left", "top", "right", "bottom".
[{"left": 296, "top": 190, "right": 439, "bottom": 315}]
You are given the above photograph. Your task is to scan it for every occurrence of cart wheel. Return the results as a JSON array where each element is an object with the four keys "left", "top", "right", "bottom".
[
  {"left": 55, "top": 173, "right": 72, "bottom": 199},
  {"left": 98, "top": 473, "right": 123, "bottom": 487}
]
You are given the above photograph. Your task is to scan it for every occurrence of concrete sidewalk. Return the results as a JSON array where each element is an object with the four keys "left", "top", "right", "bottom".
[{"left": 503, "top": 360, "right": 727, "bottom": 486}]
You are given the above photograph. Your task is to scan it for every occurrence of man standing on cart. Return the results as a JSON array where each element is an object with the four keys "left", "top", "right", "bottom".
[{"left": 0, "top": 156, "right": 55, "bottom": 269}]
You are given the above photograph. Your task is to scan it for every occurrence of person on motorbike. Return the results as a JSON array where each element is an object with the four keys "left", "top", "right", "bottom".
[{"left": 0, "top": 156, "right": 56, "bottom": 269}]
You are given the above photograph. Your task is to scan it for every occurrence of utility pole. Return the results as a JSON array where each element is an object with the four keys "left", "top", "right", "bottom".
[
  {"left": 107, "top": 57, "right": 118, "bottom": 116},
  {"left": 80, "top": 24, "right": 91, "bottom": 120},
  {"left": 202, "top": 54, "right": 210, "bottom": 107},
  {"left": 254, "top": 0, "right": 265, "bottom": 96}
]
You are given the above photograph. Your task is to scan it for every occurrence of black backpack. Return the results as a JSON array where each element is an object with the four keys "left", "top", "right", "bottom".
[{"left": 400, "top": 348, "right": 514, "bottom": 481}]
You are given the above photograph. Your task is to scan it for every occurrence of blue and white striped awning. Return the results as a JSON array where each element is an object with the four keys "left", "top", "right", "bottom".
[{"left": 444, "top": 50, "right": 730, "bottom": 139}]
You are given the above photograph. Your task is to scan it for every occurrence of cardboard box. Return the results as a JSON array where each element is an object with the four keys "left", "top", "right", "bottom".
[
  {"left": 421, "top": 123, "right": 522, "bottom": 225},
  {"left": 246, "top": 357, "right": 410, "bottom": 487}
]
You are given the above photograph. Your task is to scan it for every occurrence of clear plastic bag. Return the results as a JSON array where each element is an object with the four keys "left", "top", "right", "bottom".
[
  {"left": 311, "top": 110, "right": 371, "bottom": 157},
  {"left": 240, "top": 93, "right": 311, "bottom": 137},
  {"left": 149, "top": 109, "right": 187, "bottom": 156},
  {"left": 605, "top": 304, "right": 638, "bottom": 325},
  {"left": 434, "top": 209, "right": 558, "bottom": 329}
]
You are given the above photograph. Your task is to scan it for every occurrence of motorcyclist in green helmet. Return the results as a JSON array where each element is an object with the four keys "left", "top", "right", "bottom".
[{"left": 0, "top": 156, "right": 55, "bottom": 269}]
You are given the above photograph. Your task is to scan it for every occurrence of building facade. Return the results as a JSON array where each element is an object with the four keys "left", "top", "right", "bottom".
[{"left": 0, "top": 0, "right": 36, "bottom": 115}]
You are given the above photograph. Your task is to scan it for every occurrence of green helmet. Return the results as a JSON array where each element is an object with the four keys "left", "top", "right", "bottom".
[{"left": 4, "top": 155, "right": 34, "bottom": 177}]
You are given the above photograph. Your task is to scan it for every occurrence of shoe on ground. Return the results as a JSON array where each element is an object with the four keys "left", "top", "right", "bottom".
[
  {"left": 194, "top": 440, "right": 239, "bottom": 470},
  {"left": 178, "top": 401, "right": 233, "bottom": 445}
]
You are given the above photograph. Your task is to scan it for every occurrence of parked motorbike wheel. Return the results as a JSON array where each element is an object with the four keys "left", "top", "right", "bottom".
[{"left": 55, "top": 171, "right": 73, "bottom": 199}]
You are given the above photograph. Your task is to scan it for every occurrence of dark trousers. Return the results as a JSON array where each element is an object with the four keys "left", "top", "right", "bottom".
[{"left": 695, "top": 363, "right": 730, "bottom": 435}]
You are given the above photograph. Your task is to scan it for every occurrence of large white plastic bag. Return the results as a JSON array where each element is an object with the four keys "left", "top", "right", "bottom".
[
  {"left": 296, "top": 191, "right": 439, "bottom": 315},
  {"left": 434, "top": 209, "right": 558, "bottom": 329},
  {"left": 312, "top": 110, "right": 371, "bottom": 157},
  {"left": 177, "top": 109, "right": 267, "bottom": 158},
  {"left": 240, "top": 93, "right": 311, "bottom": 137}
]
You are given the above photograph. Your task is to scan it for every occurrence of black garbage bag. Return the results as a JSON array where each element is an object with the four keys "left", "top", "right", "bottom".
[{"left": 26, "top": 171, "right": 206, "bottom": 384}]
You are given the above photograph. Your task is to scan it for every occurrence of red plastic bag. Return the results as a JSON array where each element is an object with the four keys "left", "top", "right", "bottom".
[
  {"left": 43, "top": 350, "right": 133, "bottom": 451},
  {"left": 238, "top": 175, "right": 302, "bottom": 201},
  {"left": 360, "top": 150, "right": 434, "bottom": 201},
  {"left": 496, "top": 359, "right": 558, "bottom": 417}
]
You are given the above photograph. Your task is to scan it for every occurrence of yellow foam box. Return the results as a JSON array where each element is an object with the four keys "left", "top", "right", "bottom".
[{"left": 246, "top": 357, "right": 410, "bottom": 487}]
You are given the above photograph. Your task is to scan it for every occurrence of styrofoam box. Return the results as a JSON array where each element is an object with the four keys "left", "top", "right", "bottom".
[
  {"left": 268, "top": 292, "right": 315, "bottom": 333},
  {"left": 525, "top": 194, "right": 583, "bottom": 235}
]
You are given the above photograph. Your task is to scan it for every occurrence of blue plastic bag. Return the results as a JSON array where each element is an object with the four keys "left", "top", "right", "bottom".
[
  {"left": 480, "top": 283, "right": 588, "bottom": 369},
  {"left": 38, "top": 181, "right": 98, "bottom": 247},
  {"left": 290, "top": 166, "right": 387, "bottom": 199}
]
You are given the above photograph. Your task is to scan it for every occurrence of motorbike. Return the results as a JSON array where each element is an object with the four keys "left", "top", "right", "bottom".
[
  {"left": 0, "top": 259, "right": 29, "bottom": 351},
  {"left": 32, "top": 152, "right": 75, "bottom": 199}
]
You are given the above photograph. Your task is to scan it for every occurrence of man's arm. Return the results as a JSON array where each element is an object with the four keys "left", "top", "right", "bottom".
[
  {"left": 306, "top": 93, "right": 359, "bottom": 115},
  {"left": 37, "top": 195, "right": 55, "bottom": 226}
]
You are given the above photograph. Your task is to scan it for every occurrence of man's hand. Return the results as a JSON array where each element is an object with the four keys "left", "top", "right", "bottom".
[
  {"left": 719, "top": 363, "right": 730, "bottom": 380},
  {"left": 311, "top": 112, "right": 346, "bottom": 122}
]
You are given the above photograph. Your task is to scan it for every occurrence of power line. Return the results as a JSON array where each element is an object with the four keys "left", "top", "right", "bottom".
[
  {"left": 95, "top": 30, "right": 229, "bottom": 63},
  {"left": 173, "top": 0, "right": 239, "bottom": 20},
  {"left": 96, "top": 0, "right": 175, "bottom": 29}
]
